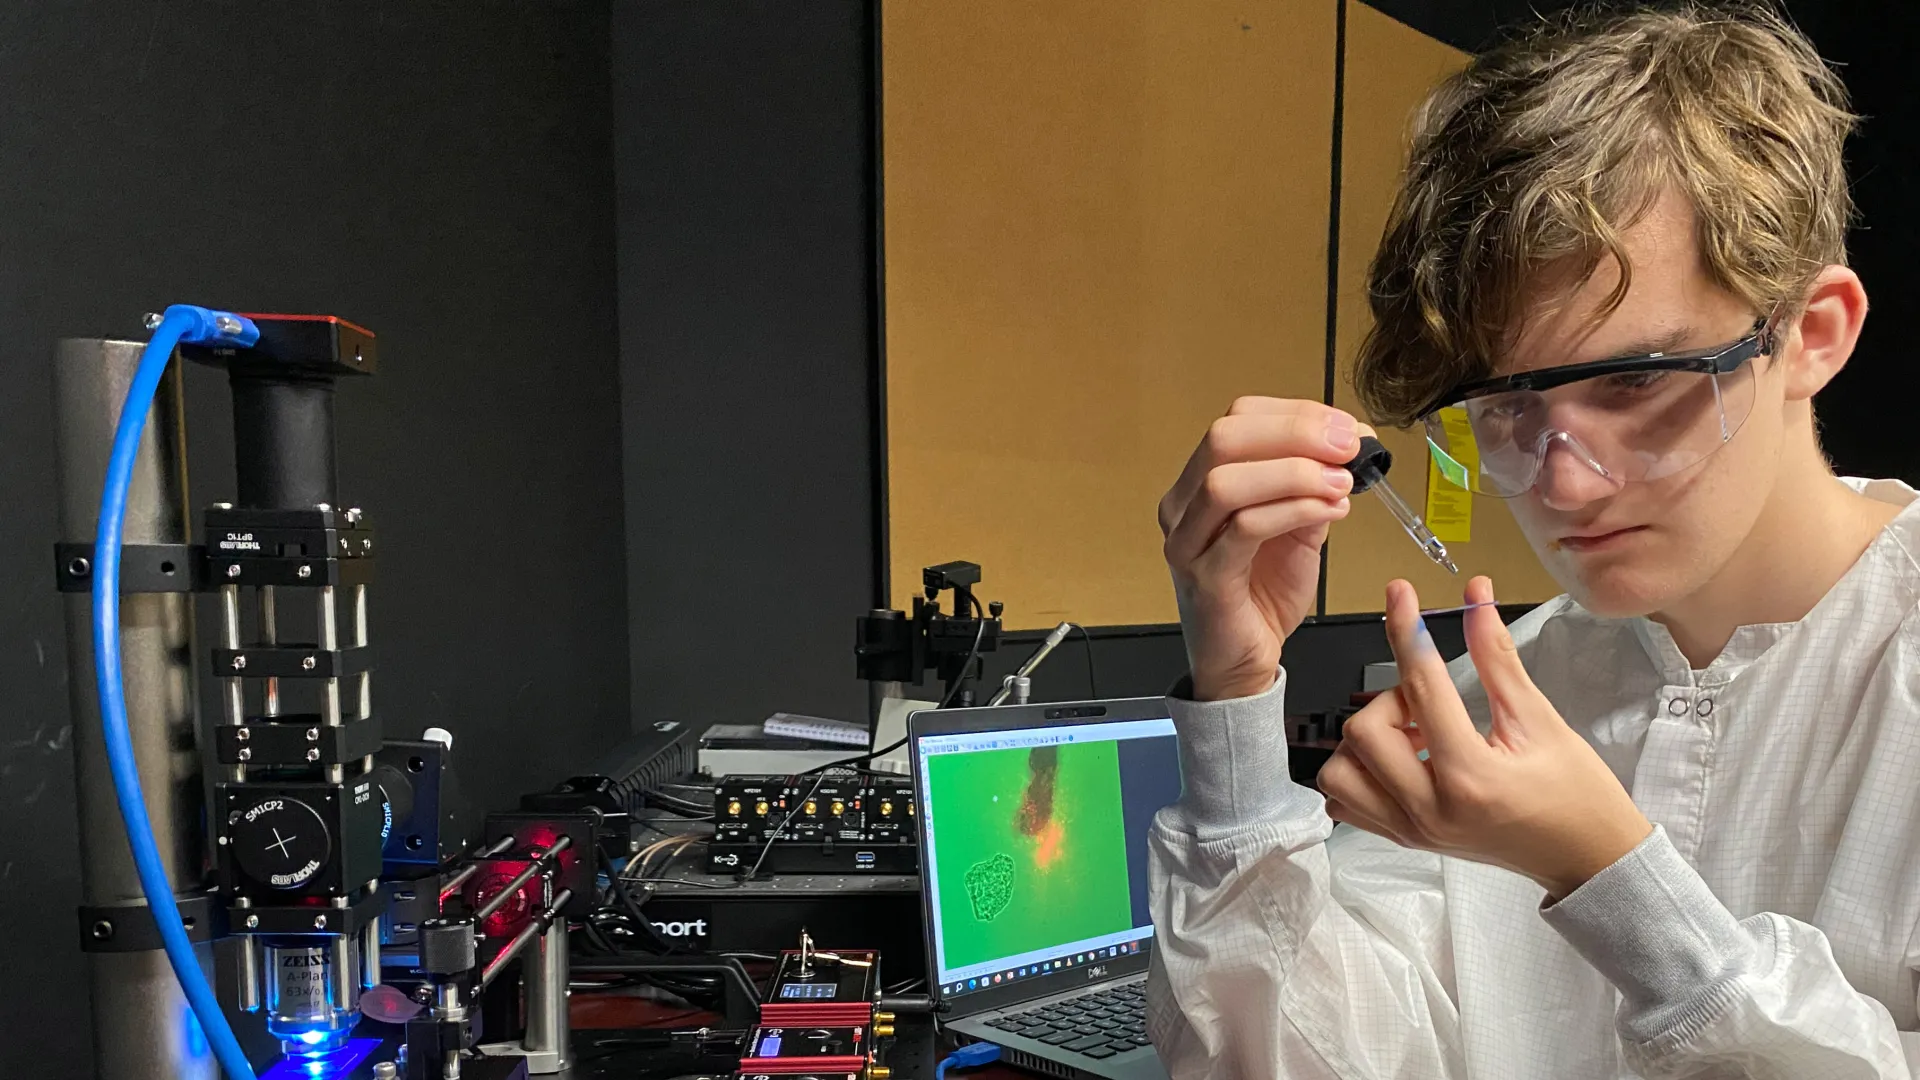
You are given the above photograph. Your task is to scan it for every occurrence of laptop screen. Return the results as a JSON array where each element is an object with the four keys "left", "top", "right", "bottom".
[{"left": 915, "top": 714, "right": 1181, "bottom": 1001}]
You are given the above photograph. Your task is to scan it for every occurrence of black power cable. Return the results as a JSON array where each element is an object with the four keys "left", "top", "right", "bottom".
[
  {"left": 597, "top": 848, "right": 683, "bottom": 954},
  {"left": 805, "top": 597, "right": 991, "bottom": 777},
  {"left": 738, "top": 768, "right": 833, "bottom": 881},
  {"left": 1073, "top": 622, "right": 1101, "bottom": 699}
]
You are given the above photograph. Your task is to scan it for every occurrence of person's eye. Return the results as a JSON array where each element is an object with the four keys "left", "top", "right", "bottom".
[
  {"left": 1480, "top": 396, "right": 1532, "bottom": 419},
  {"left": 1601, "top": 370, "right": 1670, "bottom": 394}
]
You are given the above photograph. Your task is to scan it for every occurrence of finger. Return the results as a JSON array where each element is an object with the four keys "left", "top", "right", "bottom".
[
  {"left": 1187, "top": 495, "right": 1351, "bottom": 585},
  {"left": 1159, "top": 405, "right": 1361, "bottom": 535},
  {"left": 1228, "top": 394, "right": 1380, "bottom": 439},
  {"left": 1337, "top": 690, "right": 1437, "bottom": 824},
  {"left": 1316, "top": 746, "right": 1421, "bottom": 846},
  {"left": 1322, "top": 794, "right": 1388, "bottom": 836},
  {"left": 1164, "top": 457, "right": 1354, "bottom": 567},
  {"left": 1383, "top": 579, "right": 1485, "bottom": 762},
  {"left": 1460, "top": 576, "right": 1548, "bottom": 727}
]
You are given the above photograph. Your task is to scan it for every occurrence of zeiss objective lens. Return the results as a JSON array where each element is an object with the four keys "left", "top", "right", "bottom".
[{"left": 264, "top": 942, "right": 361, "bottom": 1057}]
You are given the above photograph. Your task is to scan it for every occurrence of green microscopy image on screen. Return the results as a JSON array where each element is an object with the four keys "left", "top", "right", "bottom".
[{"left": 925, "top": 739, "right": 1134, "bottom": 969}]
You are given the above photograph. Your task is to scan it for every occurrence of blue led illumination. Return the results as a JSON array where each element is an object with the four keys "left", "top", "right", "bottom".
[
  {"left": 257, "top": 1039, "right": 381, "bottom": 1080},
  {"left": 182, "top": 1002, "right": 208, "bottom": 1060}
]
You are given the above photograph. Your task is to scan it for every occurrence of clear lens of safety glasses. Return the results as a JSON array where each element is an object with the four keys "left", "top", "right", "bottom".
[{"left": 1422, "top": 322, "right": 1769, "bottom": 498}]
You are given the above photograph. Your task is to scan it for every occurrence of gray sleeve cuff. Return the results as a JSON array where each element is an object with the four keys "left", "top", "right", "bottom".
[
  {"left": 1162, "top": 669, "right": 1319, "bottom": 842},
  {"left": 1541, "top": 824, "right": 1756, "bottom": 1045}
]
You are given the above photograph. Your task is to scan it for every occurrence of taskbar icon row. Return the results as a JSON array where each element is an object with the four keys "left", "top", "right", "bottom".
[{"left": 943, "top": 940, "right": 1144, "bottom": 996}]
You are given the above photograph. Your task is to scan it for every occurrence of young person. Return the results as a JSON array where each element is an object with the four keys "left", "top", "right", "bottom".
[{"left": 1148, "top": 5, "right": 1919, "bottom": 1077}]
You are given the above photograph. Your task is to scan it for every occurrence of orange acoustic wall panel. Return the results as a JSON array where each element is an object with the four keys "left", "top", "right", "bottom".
[{"left": 882, "top": 0, "right": 1339, "bottom": 629}]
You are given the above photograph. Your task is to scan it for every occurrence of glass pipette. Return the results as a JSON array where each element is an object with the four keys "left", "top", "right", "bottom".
[{"left": 1345, "top": 435, "right": 1460, "bottom": 574}]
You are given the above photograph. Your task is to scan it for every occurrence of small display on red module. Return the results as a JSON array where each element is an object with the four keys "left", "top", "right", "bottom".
[
  {"left": 738, "top": 1025, "right": 873, "bottom": 1075},
  {"left": 750, "top": 1025, "right": 864, "bottom": 1058}
]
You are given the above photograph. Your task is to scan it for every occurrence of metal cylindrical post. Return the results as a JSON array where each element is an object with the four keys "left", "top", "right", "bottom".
[
  {"left": 51, "top": 337, "right": 216, "bottom": 1080},
  {"left": 260, "top": 586, "right": 280, "bottom": 716},
  {"left": 330, "top": 932, "right": 357, "bottom": 1019},
  {"left": 362, "top": 914, "right": 383, "bottom": 990},
  {"left": 521, "top": 920, "right": 572, "bottom": 1072},
  {"left": 220, "top": 584, "right": 246, "bottom": 783},
  {"left": 237, "top": 921, "right": 263, "bottom": 1013},
  {"left": 354, "top": 583, "right": 370, "bottom": 719}
]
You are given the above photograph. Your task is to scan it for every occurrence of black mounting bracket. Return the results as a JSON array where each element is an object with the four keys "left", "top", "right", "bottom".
[{"left": 54, "top": 542, "right": 205, "bottom": 593}]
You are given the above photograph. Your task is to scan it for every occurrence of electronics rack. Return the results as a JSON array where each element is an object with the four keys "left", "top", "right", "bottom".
[{"left": 709, "top": 775, "right": 917, "bottom": 874}]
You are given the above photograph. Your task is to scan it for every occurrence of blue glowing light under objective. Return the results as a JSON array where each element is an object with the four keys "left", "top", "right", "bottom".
[{"left": 256, "top": 1038, "right": 381, "bottom": 1080}]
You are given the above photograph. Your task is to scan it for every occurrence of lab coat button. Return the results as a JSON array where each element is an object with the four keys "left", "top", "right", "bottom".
[
  {"left": 1696, "top": 698, "right": 1713, "bottom": 717},
  {"left": 1667, "top": 697, "right": 1689, "bottom": 716}
]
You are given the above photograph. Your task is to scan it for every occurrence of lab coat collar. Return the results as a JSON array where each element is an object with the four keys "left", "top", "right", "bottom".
[{"left": 1624, "top": 477, "right": 1920, "bottom": 686}]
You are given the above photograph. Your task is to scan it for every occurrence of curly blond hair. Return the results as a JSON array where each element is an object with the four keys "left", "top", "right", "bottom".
[{"left": 1353, "top": 2, "right": 1857, "bottom": 426}]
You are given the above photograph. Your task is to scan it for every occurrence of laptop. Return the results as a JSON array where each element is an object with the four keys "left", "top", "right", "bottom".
[{"left": 909, "top": 698, "right": 1179, "bottom": 1080}]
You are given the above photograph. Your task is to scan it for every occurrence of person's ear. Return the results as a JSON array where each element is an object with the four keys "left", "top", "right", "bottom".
[{"left": 1781, "top": 266, "right": 1868, "bottom": 402}]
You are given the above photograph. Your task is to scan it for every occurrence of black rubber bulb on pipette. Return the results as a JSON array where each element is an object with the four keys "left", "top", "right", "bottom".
[{"left": 1343, "top": 435, "right": 1393, "bottom": 494}]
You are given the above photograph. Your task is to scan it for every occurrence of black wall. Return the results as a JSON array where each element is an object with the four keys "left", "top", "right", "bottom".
[
  {"left": 613, "top": 1, "right": 880, "bottom": 733},
  {"left": 0, "top": 4, "right": 626, "bottom": 1077},
  {"left": 1785, "top": 4, "right": 1918, "bottom": 480}
]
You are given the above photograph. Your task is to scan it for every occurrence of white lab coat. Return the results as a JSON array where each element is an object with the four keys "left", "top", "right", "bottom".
[{"left": 1147, "top": 478, "right": 1920, "bottom": 1078}]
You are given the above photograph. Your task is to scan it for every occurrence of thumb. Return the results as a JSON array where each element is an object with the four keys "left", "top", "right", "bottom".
[{"left": 1461, "top": 577, "right": 1549, "bottom": 728}]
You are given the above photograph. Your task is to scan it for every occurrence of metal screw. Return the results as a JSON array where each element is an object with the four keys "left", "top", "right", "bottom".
[
  {"left": 316, "top": 503, "right": 332, "bottom": 513},
  {"left": 68, "top": 557, "right": 90, "bottom": 577},
  {"left": 340, "top": 537, "right": 350, "bottom": 552},
  {"left": 231, "top": 655, "right": 247, "bottom": 670},
  {"left": 314, "top": 915, "right": 328, "bottom": 929},
  {"left": 413, "top": 985, "right": 434, "bottom": 1003},
  {"left": 306, "top": 727, "right": 319, "bottom": 741},
  {"left": 237, "top": 727, "right": 251, "bottom": 741},
  {"left": 215, "top": 315, "right": 243, "bottom": 335},
  {"left": 353, "top": 349, "right": 364, "bottom": 365},
  {"left": 237, "top": 748, "right": 252, "bottom": 762},
  {"left": 142, "top": 312, "right": 163, "bottom": 329},
  {"left": 92, "top": 920, "right": 114, "bottom": 940},
  {"left": 246, "top": 914, "right": 259, "bottom": 929},
  {"left": 226, "top": 564, "right": 242, "bottom": 579},
  {"left": 306, "top": 748, "right": 321, "bottom": 762},
  {"left": 298, "top": 564, "right": 313, "bottom": 579},
  {"left": 217, "top": 836, "right": 228, "bottom": 845},
  {"left": 346, "top": 508, "right": 362, "bottom": 523},
  {"left": 302, "top": 656, "right": 317, "bottom": 670},
  {"left": 361, "top": 538, "right": 373, "bottom": 553}
]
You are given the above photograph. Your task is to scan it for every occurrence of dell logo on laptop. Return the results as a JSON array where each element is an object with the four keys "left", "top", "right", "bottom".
[{"left": 1087, "top": 965, "right": 1108, "bottom": 979}]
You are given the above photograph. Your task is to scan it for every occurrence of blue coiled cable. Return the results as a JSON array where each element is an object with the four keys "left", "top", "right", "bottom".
[{"left": 94, "top": 304, "right": 261, "bottom": 1080}]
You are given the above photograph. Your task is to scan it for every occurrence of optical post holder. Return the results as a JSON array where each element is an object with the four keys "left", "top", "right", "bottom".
[{"left": 854, "top": 561, "right": 1003, "bottom": 710}]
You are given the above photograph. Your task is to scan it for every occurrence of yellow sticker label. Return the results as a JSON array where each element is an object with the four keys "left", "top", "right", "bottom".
[{"left": 1424, "top": 408, "right": 1478, "bottom": 544}]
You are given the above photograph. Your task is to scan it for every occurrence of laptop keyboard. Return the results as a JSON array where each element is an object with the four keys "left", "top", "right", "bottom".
[{"left": 981, "top": 981, "right": 1150, "bottom": 1060}]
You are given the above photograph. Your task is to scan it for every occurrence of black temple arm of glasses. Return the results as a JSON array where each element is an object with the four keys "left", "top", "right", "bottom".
[{"left": 1415, "top": 319, "right": 1771, "bottom": 418}]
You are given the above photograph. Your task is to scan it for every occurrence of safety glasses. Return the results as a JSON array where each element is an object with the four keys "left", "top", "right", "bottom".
[{"left": 1418, "top": 316, "right": 1775, "bottom": 498}]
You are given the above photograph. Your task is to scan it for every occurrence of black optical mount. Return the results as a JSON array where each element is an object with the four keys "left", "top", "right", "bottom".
[{"left": 855, "top": 560, "right": 1004, "bottom": 709}]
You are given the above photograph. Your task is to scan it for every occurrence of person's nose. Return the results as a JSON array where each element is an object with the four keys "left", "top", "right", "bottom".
[{"left": 1532, "top": 431, "right": 1624, "bottom": 511}]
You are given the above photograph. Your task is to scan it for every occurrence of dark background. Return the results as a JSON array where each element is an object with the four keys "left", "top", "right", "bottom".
[
  {"left": 0, "top": 3, "right": 1909, "bottom": 1077},
  {"left": 0, "top": 3, "right": 629, "bottom": 1076}
]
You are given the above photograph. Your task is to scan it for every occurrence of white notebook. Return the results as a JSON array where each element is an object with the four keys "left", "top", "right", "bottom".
[{"left": 761, "top": 712, "right": 870, "bottom": 747}]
